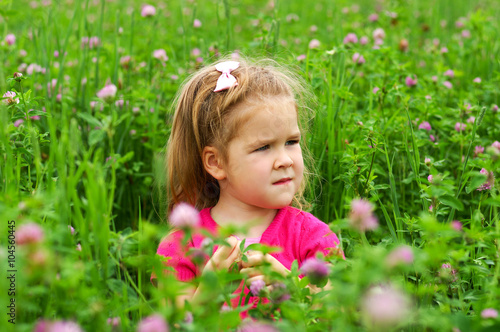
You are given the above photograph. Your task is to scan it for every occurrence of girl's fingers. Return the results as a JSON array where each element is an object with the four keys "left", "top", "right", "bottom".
[
  {"left": 263, "top": 254, "right": 290, "bottom": 276},
  {"left": 225, "top": 236, "right": 239, "bottom": 249},
  {"left": 245, "top": 275, "right": 269, "bottom": 287},
  {"left": 207, "top": 237, "right": 241, "bottom": 271},
  {"left": 240, "top": 267, "right": 262, "bottom": 278},
  {"left": 241, "top": 252, "right": 288, "bottom": 276},
  {"left": 240, "top": 251, "right": 266, "bottom": 268},
  {"left": 223, "top": 242, "right": 242, "bottom": 270}
]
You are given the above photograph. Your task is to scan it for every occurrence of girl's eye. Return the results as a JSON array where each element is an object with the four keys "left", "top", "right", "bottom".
[{"left": 255, "top": 140, "right": 299, "bottom": 152}]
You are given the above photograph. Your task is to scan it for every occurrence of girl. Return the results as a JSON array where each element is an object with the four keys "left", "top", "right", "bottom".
[{"left": 155, "top": 57, "right": 341, "bottom": 310}]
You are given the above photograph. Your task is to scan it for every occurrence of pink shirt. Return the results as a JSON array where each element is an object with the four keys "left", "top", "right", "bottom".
[{"left": 155, "top": 205, "right": 341, "bottom": 308}]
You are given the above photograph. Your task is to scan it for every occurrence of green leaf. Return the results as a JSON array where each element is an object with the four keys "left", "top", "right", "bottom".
[
  {"left": 77, "top": 112, "right": 103, "bottom": 128},
  {"left": 243, "top": 243, "right": 282, "bottom": 254},
  {"left": 280, "top": 301, "right": 306, "bottom": 324},
  {"left": 299, "top": 276, "right": 310, "bottom": 288},
  {"left": 88, "top": 130, "right": 106, "bottom": 146},
  {"left": 290, "top": 260, "right": 299, "bottom": 274},
  {"left": 334, "top": 87, "right": 354, "bottom": 100},
  {"left": 483, "top": 198, "right": 500, "bottom": 207},
  {"left": 239, "top": 238, "right": 247, "bottom": 252},
  {"left": 439, "top": 195, "right": 464, "bottom": 211},
  {"left": 117, "top": 151, "right": 134, "bottom": 163},
  {"left": 465, "top": 173, "right": 487, "bottom": 193}
]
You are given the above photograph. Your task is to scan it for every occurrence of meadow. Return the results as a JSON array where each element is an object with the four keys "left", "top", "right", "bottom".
[{"left": 1, "top": 0, "right": 499, "bottom": 331}]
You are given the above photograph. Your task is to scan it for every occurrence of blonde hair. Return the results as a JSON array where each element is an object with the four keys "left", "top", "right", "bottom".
[{"left": 164, "top": 56, "right": 317, "bottom": 215}]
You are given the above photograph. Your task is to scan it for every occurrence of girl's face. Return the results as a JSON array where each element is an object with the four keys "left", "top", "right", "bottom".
[{"left": 218, "top": 96, "right": 304, "bottom": 210}]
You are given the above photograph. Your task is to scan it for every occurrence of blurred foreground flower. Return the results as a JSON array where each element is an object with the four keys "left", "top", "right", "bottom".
[
  {"left": 81, "top": 36, "right": 100, "bottom": 49},
  {"left": 386, "top": 245, "right": 414, "bottom": 267},
  {"left": 249, "top": 279, "right": 266, "bottom": 297},
  {"left": 137, "top": 314, "right": 169, "bottom": 332},
  {"left": 300, "top": 257, "right": 330, "bottom": 285},
  {"left": 492, "top": 141, "right": 500, "bottom": 152},
  {"left": 96, "top": 84, "right": 117, "bottom": 102},
  {"left": 361, "top": 285, "right": 410, "bottom": 328},
  {"left": 405, "top": 76, "right": 417, "bottom": 87},
  {"left": 296, "top": 54, "right": 306, "bottom": 61},
  {"left": 16, "top": 222, "right": 44, "bottom": 245},
  {"left": 34, "top": 319, "right": 83, "bottom": 332},
  {"left": 2, "top": 91, "right": 19, "bottom": 105},
  {"left": 481, "top": 308, "right": 498, "bottom": 319},
  {"left": 120, "top": 55, "right": 132, "bottom": 68},
  {"left": 352, "top": 53, "right": 365, "bottom": 64},
  {"left": 107, "top": 317, "right": 120, "bottom": 327},
  {"left": 443, "top": 81, "right": 453, "bottom": 89},
  {"left": 443, "top": 69, "right": 454, "bottom": 78},
  {"left": 454, "top": 122, "right": 466, "bottom": 132},
  {"left": 343, "top": 33, "right": 358, "bottom": 44},
  {"left": 89, "top": 36, "right": 100, "bottom": 49},
  {"left": 6, "top": 33, "right": 16, "bottom": 45},
  {"left": 439, "top": 263, "right": 458, "bottom": 282},
  {"left": 349, "top": 199, "right": 378, "bottom": 232},
  {"left": 399, "top": 39, "right": 409, "bottom": 52},
  {"left": 308, "top": 39, "right": 320, "bottom": 49},
  {"left": 477, "top": 168, "right": 494, "bottom": 191},
  {"left": 269, "top": 283, "right": 290, "bottom": 304},
  {"left": 474, "top": 145, "right": 484, "bottom": 157},
  {"left": 419, "top": 121, "right": 432, "bottom": 131},
  {"left": 451, "top": 220, "right": 463, "bottom": 231},
  {"left": 193, "top": 19, "right": 202, "bottom": 28},
  {"left": 238, "top": 320, "right": 278, "bottom": 332},
  {"left": 368, "top": 13, "right": 378, "bottom": 22},
  {"left": 141, "top": 5, "right": 156, "bottom": 17},
  {"left": 153, "top": 49, "right": 168, "bottom": 64},
  {"left": 372, "top": 28, "right": 385, "bottom": 40},
  {"left": 169, "top": 202, "right": 201, "bottom": 229},
  {"left": 184, "top": 312, "right": 193, "bottom": 324}
]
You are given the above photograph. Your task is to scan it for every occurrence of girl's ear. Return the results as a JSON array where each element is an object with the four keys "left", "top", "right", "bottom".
[{"left": 202, "top": 146, "right": 227, "bottom": 181}]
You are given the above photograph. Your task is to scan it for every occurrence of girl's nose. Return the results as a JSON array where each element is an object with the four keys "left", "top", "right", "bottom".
[{"left": 274, "top": 149, "right": 294, "bottom": 169}]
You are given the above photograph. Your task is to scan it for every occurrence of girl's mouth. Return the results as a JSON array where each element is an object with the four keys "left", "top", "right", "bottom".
[{"left": 273, "top": 178, "right": 292, "bottom": 185}]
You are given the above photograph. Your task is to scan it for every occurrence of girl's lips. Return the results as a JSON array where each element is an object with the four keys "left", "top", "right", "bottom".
[{"left": 273, "top": 178, "right": 292, "bottom": 185}]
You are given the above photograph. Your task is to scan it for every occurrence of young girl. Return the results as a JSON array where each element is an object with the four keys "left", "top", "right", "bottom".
[{"left": 155, "top": 57, "right": 341, "bottom": 310}]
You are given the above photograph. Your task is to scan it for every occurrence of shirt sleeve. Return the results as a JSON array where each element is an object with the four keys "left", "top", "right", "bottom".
[
  {"left": 155, "top": 230, "right": 198, "bottom": 282},
  {"left": 299, "top": 216, "right": 341, "bottom": 264}
]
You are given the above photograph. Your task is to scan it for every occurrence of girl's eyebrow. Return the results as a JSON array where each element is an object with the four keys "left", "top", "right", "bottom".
[{"left": 248, "top": 132, "right": 301, "bottom": 148}]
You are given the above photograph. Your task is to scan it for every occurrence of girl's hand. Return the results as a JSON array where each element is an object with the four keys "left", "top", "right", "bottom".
[
  {"left": 203, "top": 236, "right": 242, "bottom": 273},
  {"left": 182, "top": 237, "right": 242, "bottom": 307},
  {"left": 239, "top": 250, "right": 290, "bottom": 289}
]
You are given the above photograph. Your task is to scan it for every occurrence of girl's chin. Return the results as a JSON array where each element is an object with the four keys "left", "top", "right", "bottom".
[{"left": 263, "top": 199, "right": 294, "bottom": 210}]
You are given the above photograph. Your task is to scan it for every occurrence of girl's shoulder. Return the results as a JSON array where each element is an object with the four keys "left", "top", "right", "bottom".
[
  {"left": 157, "top": 210, "right": 216, "bottom": 251},
  {"left": 275, "top": 206, "right": 332, "bottom": 239}
]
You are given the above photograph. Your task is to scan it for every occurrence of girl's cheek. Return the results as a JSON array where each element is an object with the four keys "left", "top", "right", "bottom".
[{"left": 295, "top": 150, "right": 304, "bottom": 167}]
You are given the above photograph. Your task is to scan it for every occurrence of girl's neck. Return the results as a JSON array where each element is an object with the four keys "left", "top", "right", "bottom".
[{"left": 210, "top": 202, "right": 278, "bottom": 238}]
